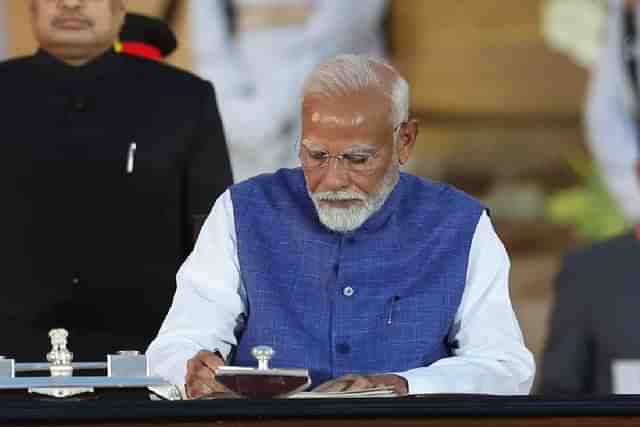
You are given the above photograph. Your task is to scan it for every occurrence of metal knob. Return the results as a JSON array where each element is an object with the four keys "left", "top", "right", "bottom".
[
  {"left": 117, "top": 350, "right": 141, "bottom": 356},
  {"left": 251, "top": 346, "right": 275, "bottom": 370}
]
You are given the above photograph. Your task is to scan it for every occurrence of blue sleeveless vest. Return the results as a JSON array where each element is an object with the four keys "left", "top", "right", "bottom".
[{"left": 230, "top": 168, "right": 484, "bottom": 385}]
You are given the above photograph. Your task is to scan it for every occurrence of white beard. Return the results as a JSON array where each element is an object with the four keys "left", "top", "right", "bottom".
[{"left": 309, "top": 165, "right": 400, "bottom": 233}]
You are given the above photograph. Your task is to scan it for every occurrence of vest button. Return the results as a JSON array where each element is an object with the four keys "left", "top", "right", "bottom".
[
  {"left": 336, "top": 343, "right": 351, "bottom": 354},
  {"left": 342, "top": 286, "right": 354, "bottom": 297}
]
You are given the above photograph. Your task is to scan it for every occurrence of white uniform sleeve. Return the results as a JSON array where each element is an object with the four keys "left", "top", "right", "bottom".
[
  {"left": 188, "top": 0, "right": 389, "bottom": 153},
  {"left": 146, "top": 190, "right": 245, "bottom": 387},
  {"left": 396, "top": 212, "right": 535, "bottom": 395},
  {"left": 188, "top": 1, "right": 251, "bottom": 94},
  {"left": 243, "top": 0, "right": 389, "bottom": 142},
  {"left": 585, "top": 0, "right": 640, "bottom": 220}
]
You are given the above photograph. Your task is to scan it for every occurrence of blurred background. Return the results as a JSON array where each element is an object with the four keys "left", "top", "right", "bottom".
[{"left": 0, "top": 0, "right": 625, "bottom": 388}]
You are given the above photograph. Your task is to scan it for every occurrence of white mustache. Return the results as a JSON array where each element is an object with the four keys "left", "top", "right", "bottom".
[{"left": 313, "top": 191, "right": 366, "bottom": 202}]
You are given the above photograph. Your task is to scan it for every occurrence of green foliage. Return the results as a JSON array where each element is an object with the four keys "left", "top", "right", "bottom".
[{"left": 546, "top": 170, "right": 628, "bottom": 241}]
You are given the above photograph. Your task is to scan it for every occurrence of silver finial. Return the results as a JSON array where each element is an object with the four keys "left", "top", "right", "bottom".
[
  {"left": 251, "top": 346, "right": 275, "bottom": 370},
  {"left": 46, "top": 329, "right": 73, "bottom": 376}
]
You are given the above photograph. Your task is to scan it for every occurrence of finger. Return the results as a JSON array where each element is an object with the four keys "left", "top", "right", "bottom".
[
  {"left": 314, "top": 380, "right": 348, "bottom": 392},
  {"left": 186, "top": 356, "right": 218, "bottom": 398},
  {"left": 186, "top": 357, "right": 215, "bottom": 384},
  {"left": 189, "top": 361, "right": 233, "bottom": 395},
  {"left": 313, "top": 375, "right": 356, "bottom": 392},
  {"left": 313, "top": 379, "right": 339, "bottom": 392},
  {"left": 343, "top": 376, "right": 374, "bottom": 392},
  {"left": 368, "top": 374, "right": 409, "bottom": 395},
  {"left": 187, "top": 367, "right": 231, "bottom": 398},
  {"left": 186, "top": 381, "right": 214, "bottom": 399},
  {"left": 197, "top": 350, "right": 225, "bottom": 371}
]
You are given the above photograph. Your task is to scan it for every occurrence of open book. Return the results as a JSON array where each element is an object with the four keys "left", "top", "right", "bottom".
[
  {"left": 289, "top": 385, "right": 397, "bottom": 398},
  {"left": 150, "top": 384, "right": 398, "bottom": 400}
]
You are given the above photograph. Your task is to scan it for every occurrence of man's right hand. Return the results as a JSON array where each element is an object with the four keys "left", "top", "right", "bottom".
[{"left": 185, "top": 350, "right": 227, "bottom": 399}]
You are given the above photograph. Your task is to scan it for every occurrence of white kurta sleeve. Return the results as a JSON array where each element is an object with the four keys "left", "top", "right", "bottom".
[
  {"left": 396, "top": 212, "right": 535, "bottom": 395},
  {"left": 146, "top": 190, "right": 245, "bottom": 387}
]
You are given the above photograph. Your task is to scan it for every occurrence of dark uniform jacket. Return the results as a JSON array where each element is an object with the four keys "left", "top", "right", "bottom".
[
  {"left": 539, "top": 231, "right": 640, "bottom": 395},
  {"left": 0, "top": 49, "right": 233, "bottom": 362}
]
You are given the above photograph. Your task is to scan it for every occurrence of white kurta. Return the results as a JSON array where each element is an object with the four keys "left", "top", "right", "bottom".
[
  {"left": 147, "top": 190, "right": 535, "bottom": 396},
  {"left": 586, "top": 0, "right": 640, "bottom": 220},
  {"left": 188, "top": 0, "right": 389, "bottom": 182}
]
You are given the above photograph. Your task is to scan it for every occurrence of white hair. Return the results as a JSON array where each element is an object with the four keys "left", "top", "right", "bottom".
[{"left": 301, "top": 55, "right": 410, "bottom": 128}]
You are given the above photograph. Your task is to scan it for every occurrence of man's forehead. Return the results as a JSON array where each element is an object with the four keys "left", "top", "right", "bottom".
[{"left": 302, "top": 92, "right": 390, "bottom": 129}]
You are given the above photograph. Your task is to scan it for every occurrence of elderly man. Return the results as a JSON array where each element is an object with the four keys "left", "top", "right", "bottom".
[
  {"left": 147, "top": 55, "right": 534, "bottom": 397},
  {"left": 540, "top": 162, "right": 640, "bottom": 395},
  {"left": 0, "top": 0, "right": 232, "bottom": 362}
]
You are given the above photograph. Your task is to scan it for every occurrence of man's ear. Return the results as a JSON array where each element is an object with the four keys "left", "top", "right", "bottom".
[{"left": 397, "top": 119, "right": 419, "bottom": 166}]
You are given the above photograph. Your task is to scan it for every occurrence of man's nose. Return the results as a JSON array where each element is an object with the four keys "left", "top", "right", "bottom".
[{"left": 319, "top": 158, "right": 351, "bottom": 191}]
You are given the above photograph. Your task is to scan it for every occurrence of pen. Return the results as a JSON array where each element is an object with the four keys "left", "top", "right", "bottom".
[
  {"left": 387, "top": 296, "right": 400, "bottom": 325},
  {"left": 126, "top": 142, "right": 137, "bottom": 174}
]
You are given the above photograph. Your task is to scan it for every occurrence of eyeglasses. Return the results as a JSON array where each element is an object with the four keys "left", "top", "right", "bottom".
[
  {"left": 300, "top": 121, "right": 406, "bottom": 175},
  {"left": 300, "top": 144, "right": 382, "bottom": 174}
]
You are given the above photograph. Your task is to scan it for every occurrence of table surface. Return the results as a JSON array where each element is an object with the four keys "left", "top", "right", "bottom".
[{"left": 4, "top": 391, "right": 640, "bottom": 424}]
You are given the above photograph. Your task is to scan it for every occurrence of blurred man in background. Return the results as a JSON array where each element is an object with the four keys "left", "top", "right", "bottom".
[
  {"left": 0, "top": 0, "right": 232, "bottom": 362},
  {"left": 189, "top": 0, "right": 389, "bottom": 182},
  {"left": 540, "top": 158, "right": 640, "bottom": 395},
  {"left": 586, "top": 0, "right": 640, "bottom": 221}
]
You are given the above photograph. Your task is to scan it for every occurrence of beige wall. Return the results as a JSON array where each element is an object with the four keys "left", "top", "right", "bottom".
[{"left": 391, "top": 0, "right": 587, "bottom": 116}]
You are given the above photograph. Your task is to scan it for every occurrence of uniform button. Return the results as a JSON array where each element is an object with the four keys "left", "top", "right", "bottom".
[
  {"left": 72, "top": 277, "right": 80, "bottom": 285},
  {"left": 336, "top": 343, "right": 351, "bottom": 354},
  {"left": 342, "top": 286, "right": 354, "bottom": 297}
]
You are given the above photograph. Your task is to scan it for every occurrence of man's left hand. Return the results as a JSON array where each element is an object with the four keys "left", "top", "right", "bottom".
[{"left": 313, "top": 374, "right": 408, "bottom": 395}]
